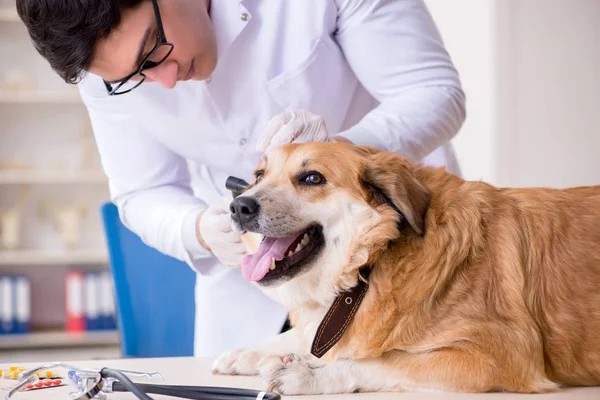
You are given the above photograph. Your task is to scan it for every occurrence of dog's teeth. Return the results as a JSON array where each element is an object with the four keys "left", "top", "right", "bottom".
[
  {"left": 286, "top": 250, "right": 293, "bottom": 257},
  {"left": 270, "top": 257, "right": 276, "bottom": 270},
  {"left": 301, "top": 233, "right": 310, "bottom": 245},
  {"left": 295, "top": 243, "right": 303, "bottom": 253}
]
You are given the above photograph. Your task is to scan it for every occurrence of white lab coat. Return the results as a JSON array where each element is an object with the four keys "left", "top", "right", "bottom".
[{"left": 78, "top": 0, "right": 466, "bottom": 357}]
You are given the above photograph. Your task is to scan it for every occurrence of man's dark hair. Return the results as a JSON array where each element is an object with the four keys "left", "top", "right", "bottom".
[{"left": 17, "top": 0, "right": 146, "bottom": 84}]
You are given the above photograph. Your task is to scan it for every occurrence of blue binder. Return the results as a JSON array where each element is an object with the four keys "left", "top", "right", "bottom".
[
  {"left": 0, "top": 275, "right": 14, "bottom": 334},
  {"left": 14, "top": 275, "right": 31, "bottom": 334}
]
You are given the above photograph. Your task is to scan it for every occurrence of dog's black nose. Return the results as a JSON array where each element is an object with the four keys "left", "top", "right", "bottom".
[{"left": 230, "top": 196, "right": 260, "bottom": 224}]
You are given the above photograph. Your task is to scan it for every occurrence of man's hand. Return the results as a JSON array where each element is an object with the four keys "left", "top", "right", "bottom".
[
  {"left": 197, "top": 195, "right": 247, "bottom": 267},
  {"left": 256, "top": 110, "right": 331, "bottom": 154}
]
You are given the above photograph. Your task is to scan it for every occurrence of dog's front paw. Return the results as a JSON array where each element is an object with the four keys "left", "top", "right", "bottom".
[
  {"left": 258, "top": 353, "right": 321, "bottom": 395},
  {"left": 211, "top": 348, "right": 268, "bottom": 376}
]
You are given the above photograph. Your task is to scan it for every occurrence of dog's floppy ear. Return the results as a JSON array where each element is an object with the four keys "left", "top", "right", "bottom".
[{"left": 360, "top": 151, "right": 431, "bottom": 236}]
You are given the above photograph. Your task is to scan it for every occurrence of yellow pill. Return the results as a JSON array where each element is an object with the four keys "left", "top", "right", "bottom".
[
  {"left": 18, "top": 368, "right": 25, "bottom": 372},
  {"left": 0, "top": 370, "right": 4, "bottom": 377},
  {"left": 45, "top": 371, "right": 53, "bottom": 378},
  {"left": 10, "top": 371, "right": 19, "bottom": 379},
  {"left": 9, "top": 367, "right": 18, "bottom": 372},
  {"left": 35, "top": 372, "right": 41, "bottom": 377}
]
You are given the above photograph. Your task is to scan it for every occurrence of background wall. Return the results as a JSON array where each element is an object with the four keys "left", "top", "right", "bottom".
[
  {"left": 0, "top": 6, "right": 118, "bottom": 362},
  {"left": 425, "top": 0, "right": 497, "bottom": 184},
  {"left": 426, "top": 0, "right": 600, "bottom": 188}
]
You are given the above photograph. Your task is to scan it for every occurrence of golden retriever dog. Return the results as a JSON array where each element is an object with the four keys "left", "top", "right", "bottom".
[{"left": 211, "top": 142, "right": 600, "bottom": 395}]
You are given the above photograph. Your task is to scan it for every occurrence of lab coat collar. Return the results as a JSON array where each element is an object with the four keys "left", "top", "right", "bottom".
[{"left": 209, "top": 0, "right": 251, "bottom": 62}]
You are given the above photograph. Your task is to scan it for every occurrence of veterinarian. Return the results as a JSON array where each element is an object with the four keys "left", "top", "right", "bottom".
[{"left": 17, "top": 0, "right": 466, "bottom": 357}]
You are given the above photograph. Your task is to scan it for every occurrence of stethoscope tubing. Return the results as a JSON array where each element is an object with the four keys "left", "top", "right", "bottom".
[
  {"left": 100, "top": 368, "right": 280, "bottom": 400},
  {"left": 111, "top": 382, "right": 280, "bottom": 400}
]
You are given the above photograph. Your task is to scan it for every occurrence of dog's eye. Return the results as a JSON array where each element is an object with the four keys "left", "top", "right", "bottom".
[
  {"left": 255, "top": 170, "right": 264, "bottom": 183},
  {"left": 301, "top": 172, "right": 325, "bottom": 185}
]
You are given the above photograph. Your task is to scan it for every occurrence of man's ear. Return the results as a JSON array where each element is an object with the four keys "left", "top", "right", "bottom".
[{"left": 360, "top": 151, "right": 431, "bottom": 236}]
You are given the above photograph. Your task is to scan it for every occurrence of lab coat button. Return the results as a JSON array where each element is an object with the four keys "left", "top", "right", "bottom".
[
  {"left": 240, "top": 13, "right": 249, "bottom": 22},
  {"left": 239, "top": 138, "right": 248, "bottom": 146}
]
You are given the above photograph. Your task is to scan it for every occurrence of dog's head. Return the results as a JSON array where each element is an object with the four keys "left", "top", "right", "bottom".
[{"left": 230, "top": 142, "right": 431, "bottom": 297}]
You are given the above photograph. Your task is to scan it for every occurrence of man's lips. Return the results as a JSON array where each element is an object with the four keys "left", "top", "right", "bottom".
[{"left": 183, "top": 60, "right": 195, "bottom": 81}]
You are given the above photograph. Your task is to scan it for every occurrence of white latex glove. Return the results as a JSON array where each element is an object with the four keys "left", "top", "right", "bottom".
[
  {"left": 256, "top": 109, "right": 330, "bottom": 153},
  {"left": 198, "top": 195, "right": 247, "bottom": 267}
]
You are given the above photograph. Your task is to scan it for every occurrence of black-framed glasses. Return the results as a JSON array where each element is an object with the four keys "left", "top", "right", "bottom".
[{"left": 103, "top": 0, "right": 174, "bottom": 96}]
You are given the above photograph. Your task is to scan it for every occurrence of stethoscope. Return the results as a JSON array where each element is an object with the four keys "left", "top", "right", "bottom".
[{"left": 5, "top": 362, "right": 280, "bottom": 400}]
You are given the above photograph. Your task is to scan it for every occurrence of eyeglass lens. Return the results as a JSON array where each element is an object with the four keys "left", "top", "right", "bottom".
[{"left": 112, "top": 74, "right": 146, "bottom": 94}]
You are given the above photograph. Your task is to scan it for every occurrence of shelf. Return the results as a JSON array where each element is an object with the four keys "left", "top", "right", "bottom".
[
  {"left": 0, "top": 330, "right": 119, "bottom": 350},
  {"left": 0, "top": 8, "right": 18, "bottom": 22},
  {"left": 0, "top": 91, "right": 82, "bottom": 104},
  {"left": 0, "top": 250, "right": 108, "bottom": 266},
  {"left": 0, "top": 170, "right": 107, "bottom": 184}
]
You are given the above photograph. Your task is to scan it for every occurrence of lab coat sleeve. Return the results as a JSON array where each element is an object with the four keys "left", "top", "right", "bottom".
[
  {"left": 333, "top": 0, "right": 466, "bottom": 161},
  {"left": 78, "top": 78, "right": 214, "bottom": 273}
]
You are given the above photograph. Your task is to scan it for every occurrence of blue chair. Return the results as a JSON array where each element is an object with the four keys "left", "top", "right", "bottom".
[{"left": 100, "top": 202, "right": 196, "bottom": 357}]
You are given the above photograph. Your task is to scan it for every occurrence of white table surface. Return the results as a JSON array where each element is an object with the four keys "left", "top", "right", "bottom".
[{"left": 1, "top": 357, "right": 599, "bottom": 400}]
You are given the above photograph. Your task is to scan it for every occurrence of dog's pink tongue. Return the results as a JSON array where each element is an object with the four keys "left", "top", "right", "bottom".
[{"left": 241, "top": 234, "right": 299, "bottom": 282}]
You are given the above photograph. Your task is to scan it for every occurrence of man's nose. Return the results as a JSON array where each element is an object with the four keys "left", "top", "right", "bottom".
[
  {"left": 230, "top": 196, "right": 260, "bottom": 225},
  {"left": 142, "top": 60, "right": 178, "bottom": 89}
]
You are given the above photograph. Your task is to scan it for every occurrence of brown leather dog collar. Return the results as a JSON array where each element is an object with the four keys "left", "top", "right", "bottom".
[{"left": 310, "top": 267, "right": 372, "bottom": 358}]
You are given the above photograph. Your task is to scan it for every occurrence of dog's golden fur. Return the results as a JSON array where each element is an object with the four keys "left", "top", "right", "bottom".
[
  {"left": 214, "top": 142, "right": 600, "bottom": 394},
  {"left": 331, "top": 145, "right": 600, "bottom": 392}
]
